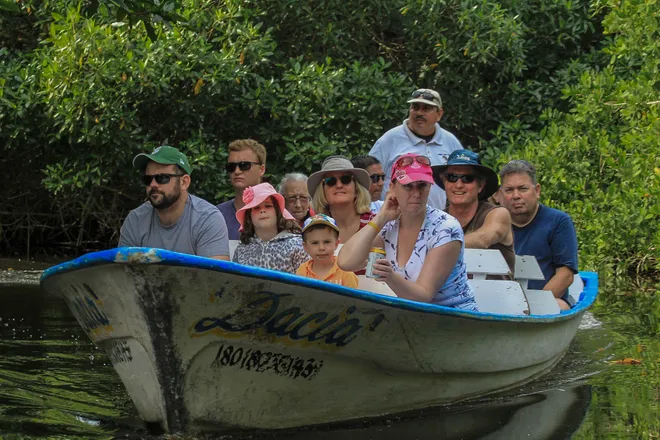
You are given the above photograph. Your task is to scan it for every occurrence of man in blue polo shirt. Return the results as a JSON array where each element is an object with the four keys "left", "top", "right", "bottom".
[
  {"left": 368, "top": 88, "right": 463, "bottom": 210},
  {"left": 499, "top": 160, "right": 578, "bottom": 310}
]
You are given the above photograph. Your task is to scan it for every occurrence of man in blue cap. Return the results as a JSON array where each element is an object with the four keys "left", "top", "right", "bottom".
[
  {"left": 119, "top": 145, "right": 230, "bottom": 260},
  {"left": 369, "top": 88, "right": 463, "bottom": 209},
  {"left": 433, "top": 149, "right": 515, "bottom": 277}
]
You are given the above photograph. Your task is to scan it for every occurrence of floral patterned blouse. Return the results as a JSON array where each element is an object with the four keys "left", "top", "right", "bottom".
[{"left": 379, "top": 206, "right": 477, "bottom": 310}]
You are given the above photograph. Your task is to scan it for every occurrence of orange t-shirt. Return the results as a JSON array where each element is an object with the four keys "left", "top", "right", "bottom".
[{"left": 296, "top": 257, "right": 359, "bottom": 288}]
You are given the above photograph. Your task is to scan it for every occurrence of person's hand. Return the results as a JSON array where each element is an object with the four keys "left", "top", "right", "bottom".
[
  {"left": 376, "top": 192, "right": 401, "bottom": 225},
  {"left": 372, "top": 258, "right": 395, "bottom": 281}
]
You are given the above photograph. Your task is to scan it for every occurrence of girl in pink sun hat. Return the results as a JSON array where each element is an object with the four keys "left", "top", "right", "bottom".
[
  {"left": 232, "top": 183, "right": 309, "bottom": 273},
  {"left": 338, "top": 153, "right": 478, "bottom": 311}
]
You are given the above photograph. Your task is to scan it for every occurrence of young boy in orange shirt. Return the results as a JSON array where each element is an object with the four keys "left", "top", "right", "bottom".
[{"left": 296, "top": 214, "right": 359, "bottom": 288}]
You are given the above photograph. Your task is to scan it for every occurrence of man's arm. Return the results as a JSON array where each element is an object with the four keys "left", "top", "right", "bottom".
[
  {"left": 464, "top": 207, "right": 512, "bottom": 249},
  {"left": 196, "top": 210, "right": 230, "bottom": 260},
  {"left": 543, "top": 265, "right": 574, "bottom": 298}
]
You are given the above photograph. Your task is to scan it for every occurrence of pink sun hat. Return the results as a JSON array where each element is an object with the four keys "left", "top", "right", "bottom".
[
  {"left": 236, "top": 183, "right": 296, "bottom": 231},
  {"left": 390, "top": 153, "right": 435, "bottom": 185}
]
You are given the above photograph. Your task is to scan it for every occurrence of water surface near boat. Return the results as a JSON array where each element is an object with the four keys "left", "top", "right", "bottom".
[{"left": 0, "top": 268, "right": 658, "bottom": 439}]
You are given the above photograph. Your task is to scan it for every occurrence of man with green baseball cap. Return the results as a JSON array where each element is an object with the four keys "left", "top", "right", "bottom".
[
  {"left": 119, "top": 145, "right": 230, "bottom": 260},
  {"left": 132, "top": 145, "right": 193, "bottom": 175}
]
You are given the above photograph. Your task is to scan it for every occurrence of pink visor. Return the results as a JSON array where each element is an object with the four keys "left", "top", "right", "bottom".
[
  {"left": 236, "top": 183, "right": 296, "bottom": 231},
  {"left": 391, "top": 153, "right": 435, "bottom": 185}
]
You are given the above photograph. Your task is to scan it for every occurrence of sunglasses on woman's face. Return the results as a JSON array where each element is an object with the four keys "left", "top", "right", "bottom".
[
  {"left": 141, "top": 173, "right": 183, "bottom": 186},
  {"left": 445, "top": 173, "right": 476, "bottom": 184},
  {"left": 396, "top": 155, "right": 431, "bottom": 168},
  {"left": 323, "top": 175, "right": 354, "bottom": 187},
  {"left": 369, "top": 173, "right": 386, "bottom": 183},
  {"left": 225, "top": 161, "right": 260, "bottom": 173}
]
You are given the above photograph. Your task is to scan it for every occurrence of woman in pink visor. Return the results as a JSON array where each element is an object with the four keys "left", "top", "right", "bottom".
[{"left": 338, "top": 153, "right": 477, "bottom": 311}]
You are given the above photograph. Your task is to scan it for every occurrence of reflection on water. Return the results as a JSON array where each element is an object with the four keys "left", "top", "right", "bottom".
[{"left": 0, "top": 276, "right": 658, "bottom": 439}]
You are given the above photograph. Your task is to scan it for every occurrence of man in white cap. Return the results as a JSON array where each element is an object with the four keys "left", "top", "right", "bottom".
[{"left": 369, "top": 88, "right": 463, "bottom": 209}]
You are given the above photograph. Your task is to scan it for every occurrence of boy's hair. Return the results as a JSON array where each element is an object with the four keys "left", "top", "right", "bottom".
[
  {"left": 228, "top": 139, "right": 267, "bottom": 166},
  {"left": 239, "top": 196, "right": 301, "bottom": 244},
  {"left": 302, "top": 224, "right": 339, "bottom": 242}
]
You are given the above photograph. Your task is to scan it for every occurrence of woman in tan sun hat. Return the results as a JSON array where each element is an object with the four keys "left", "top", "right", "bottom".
[{"left": 307, "top": 155, "right": 375, "bottom": 245}]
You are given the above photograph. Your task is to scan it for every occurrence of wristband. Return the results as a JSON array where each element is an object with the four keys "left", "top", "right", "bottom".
[{"left": 367, "top": 221, "right": 381, "bottom": 233}]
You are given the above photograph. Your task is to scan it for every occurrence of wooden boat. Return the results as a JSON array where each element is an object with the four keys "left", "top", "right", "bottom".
[{"left": 39, "top": 247, "right": 598, "bottom": 433}]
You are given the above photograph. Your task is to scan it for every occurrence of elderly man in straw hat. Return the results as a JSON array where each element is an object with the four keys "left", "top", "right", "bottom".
[
  {"left": 307, "top": 155, "right": 375, "bottom": 245},
  {"left": 369, "top": 88, "right": 464, "bottom": 210},
  {"left": 432, "top": 149, "right": 515, "bottom": 276}
]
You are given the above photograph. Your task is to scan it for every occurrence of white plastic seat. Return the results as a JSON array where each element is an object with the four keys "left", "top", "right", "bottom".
[{"left": 469, "top": 280, "right": 529, "bottom": 315}]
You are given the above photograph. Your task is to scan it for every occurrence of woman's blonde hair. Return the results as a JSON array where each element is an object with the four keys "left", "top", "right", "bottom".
[{"left": 312, "top": 179, "right": 371, "bottom": 216}]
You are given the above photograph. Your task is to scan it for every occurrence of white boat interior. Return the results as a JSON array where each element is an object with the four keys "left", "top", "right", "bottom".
[{"left": 229, "top": 240, "right": 565, "bottom": 316}]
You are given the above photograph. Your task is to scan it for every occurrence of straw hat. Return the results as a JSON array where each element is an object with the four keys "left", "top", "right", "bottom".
[{"left": 307, "top": 155, "right": 371, "bottom": 195}]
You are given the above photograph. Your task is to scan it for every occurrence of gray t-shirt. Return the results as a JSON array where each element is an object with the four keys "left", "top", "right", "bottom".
[
  {"left": 216, "top": 199, "right": 241, "bottom": 240},
  {"left": 119, "top": 194, "right": 229, "bottom": 258}
]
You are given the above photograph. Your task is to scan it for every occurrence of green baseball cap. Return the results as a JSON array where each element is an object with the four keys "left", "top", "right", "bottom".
[{"left": 132, "top": 146, "right": 192, "bottom": 175}]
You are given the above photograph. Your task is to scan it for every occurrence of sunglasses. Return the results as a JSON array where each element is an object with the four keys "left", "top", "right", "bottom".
[
  {"left": 141, "top": 173, "right": 184, "bottom": 186},
  {"left": 323, "top": 175, "right": 354, "bottom": 187},
  {"left": 369, "top": 173, "right": 386, "bottom": 183},
  {"left": 411, "top": 90, "right": 437, "bottom": 101},
  {"left": 445, "top": 173, "right": 477, "bottom": 184},
  {"left": 225, "top": 161, "right": 261, "bottom": 173},
  {"left": 396, "top": 155, "right": 431, "bottom": 168}
]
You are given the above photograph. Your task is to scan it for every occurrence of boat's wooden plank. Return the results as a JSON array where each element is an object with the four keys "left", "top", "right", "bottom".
[
  {"left": 567, "top": 274, "right": 584, "bottom": 305},
  {"left": 514, "top": 255, "right": 545, "bottom": 289},
  {"left": 229, "top": 240, "right": 240, "bottom": 260},
  {"left": 525, "top": 289, "right": 560, "bottom": 315},
  {"left": 470, "top": 279, "right": 529, "bottom": 315},
  {"left": 464, "top": 249, "right": 510, "bottom": 280},
  {"left": 357, "top": 276, "right": 396, "bottom": 296}
]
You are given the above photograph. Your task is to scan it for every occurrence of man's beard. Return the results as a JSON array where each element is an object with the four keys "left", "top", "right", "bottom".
[{"left": 149, "top": 188, "right": 181, "bottom": 210}]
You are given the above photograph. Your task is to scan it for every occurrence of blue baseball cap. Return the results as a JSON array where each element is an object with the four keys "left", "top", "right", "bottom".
[{"left": 431, "top": 149, "right": 499, "bottom": 200}]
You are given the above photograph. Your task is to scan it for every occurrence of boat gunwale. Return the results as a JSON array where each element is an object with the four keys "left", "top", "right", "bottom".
[{"left": 40, "top": 247, "right": 598, "bottom": 324}]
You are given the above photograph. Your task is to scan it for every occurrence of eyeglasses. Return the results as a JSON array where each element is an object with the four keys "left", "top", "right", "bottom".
[
  {"left": 369, "top": 174, "right": 386, "bottom": 183},
  {"left": 411, "top": 90, "right": 437, "bottom": 101},
  {"left": 396, "top": 155, "right": 431, "bottom": 168},
  {"left": 445, "top": 173, "right": 477, "bottom": 184},
  {"left": 141, "top": 173, "right": 184, "bottom": 186},
  {"left": 285, "top": 195, "right": 310, "bottom": 205},
  {"left": 323, "top": 175, "right": 354, "bottom": 187},
  {"left": 225, "top": 161, "right": 261, "bottom": 173}
]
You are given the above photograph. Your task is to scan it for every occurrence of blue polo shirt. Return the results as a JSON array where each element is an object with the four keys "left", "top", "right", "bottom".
[
  {"left": 513, "top": 204, "right": 578, "bottom": 291},
  {"left": 369, "top": 119, "right": 463, "bottom": 210}
]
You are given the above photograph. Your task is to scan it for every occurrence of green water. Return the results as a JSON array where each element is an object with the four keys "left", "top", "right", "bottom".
[{"left": 0, "top": 271, "right": 658, "bottom": 439}]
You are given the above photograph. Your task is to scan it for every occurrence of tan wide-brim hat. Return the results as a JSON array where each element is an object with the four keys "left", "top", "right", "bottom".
[{"left": 307, "top": 155, "right": 371, "bottom": 195}]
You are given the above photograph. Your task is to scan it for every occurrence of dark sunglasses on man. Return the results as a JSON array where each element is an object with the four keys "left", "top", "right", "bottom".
[
  {"left": 141, "top": 173, "right": 184, "bottom": 186},
  {"left": 323, "top": 175, "right": 354, "bottom": 187},
  {"left": 225, "top": 161, "right": 260, "bottom": 173},
  {"left": 445, "top": 173, "right": 476, "bottom": 184},
  {"left": 369, "top": 173, "right": 386, "bottom": 184}
]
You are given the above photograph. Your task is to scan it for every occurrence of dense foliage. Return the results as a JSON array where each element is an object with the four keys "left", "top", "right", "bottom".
[
  {"left": 0, "top": 0, "right": 658, "bottom": 312},
  {"left": 488, "top": 0, "right": 660, "bottom": 322}
]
